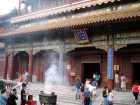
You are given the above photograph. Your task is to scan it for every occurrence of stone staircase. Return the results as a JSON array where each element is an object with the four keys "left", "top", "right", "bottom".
[
  {"left": 26, "top": 83, "right": 81, "bottom": 105},
  {"left": 25, "top": 83, "right": 140, "bottom": 105}
]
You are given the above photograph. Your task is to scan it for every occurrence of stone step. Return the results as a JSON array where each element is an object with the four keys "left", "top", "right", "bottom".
[
  {"left": 26, "top": 83, "right": 140, "bottom": 105},
  {"left": 26, "top": 83, "right": 81, "bottom": 105}
]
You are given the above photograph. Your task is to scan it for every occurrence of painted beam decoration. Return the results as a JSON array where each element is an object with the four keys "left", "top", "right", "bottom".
[
  {"left": 107, "top": 48, "right": 113, "bottom": 80},
  {"left": 73, "top": 29, "right": 89, "bottom": 43}
]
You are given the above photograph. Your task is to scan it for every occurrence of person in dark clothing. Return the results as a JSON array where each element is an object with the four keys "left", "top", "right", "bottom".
[
  {"left": 84, "top": 88, "right": 91, "bottom": 105},
  {"left": 132, "top": 82, "right": 139, "bottom": 104},
  {"left": 21, "top": 83, "right": 27, "bottom": 105},
  {"left": 80, "top": 84, "right": 84, "bottom": 104},
  {"left": 91, "top": 79, "right": 97, "bottom": 87},
  {"left": 75, "top": 78, "right": 82, "bottom": 99},
  {"left": 7, "top": 89, "right": 18, "bottom": 105},
  {"left": 102, "top": 86, "right": 109, "bottom": 105}
]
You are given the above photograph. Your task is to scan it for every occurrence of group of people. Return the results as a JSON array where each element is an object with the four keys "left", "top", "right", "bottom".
[
  {"left": 0, "top": 71, "right": 37, "bottom": 105},
  {"left": 20, "top": 83, "right": 37, "bottom": 105},
  {"left": 0, "top": 82, "right": 36, "bottom": 105},
  {"left": 0, "top": 88, "right": 16, "bottom": 105},
  {"left": 75, "top": 78, "right": 97, "bottom": 105},
  {"left": 102, "top": 86, "right": 113, "bottom": 105},
  {"left": 92, "top": 73, "right": 100, "bottom": 88},
  {"left": 18, "top": 72, "right": 30, "bottom": 83},
  {"left": 75, "top": 73, "right": 101, "bottom": 105},
  {"left": 114, "top": 72, "right": 127, "bottom": 91},
  {"left": 75, "top": 78, "right": 114, "bottom": 105}
]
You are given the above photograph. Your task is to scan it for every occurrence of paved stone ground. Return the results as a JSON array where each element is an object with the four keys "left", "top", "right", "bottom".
[{"left": 17, "top": 83, "right": 140, "bottom": 105}]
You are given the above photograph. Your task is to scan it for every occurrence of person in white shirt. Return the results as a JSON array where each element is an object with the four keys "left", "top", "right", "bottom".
[
  {"left": 92, "top": 86, "right": 97, "bottom": 101},
  {"left": 93, "top": 73, "right": 96, "bottom": 80},
  {"left": 108, "top": 89, "right": 113, "bottom": 105},
  {"left": 120, "top": 74, "right": 127, "bottom": 92},
  {"left": 114, "top": 72, "right": 119, "bottom": 91}
]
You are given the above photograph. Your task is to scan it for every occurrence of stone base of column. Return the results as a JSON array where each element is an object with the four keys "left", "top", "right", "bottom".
[
  {"left": 6, "top": 74, "right": 10, "bottom": 80},
  {"left": 107, "top": 79, "right": 114, "bottom": 89}
]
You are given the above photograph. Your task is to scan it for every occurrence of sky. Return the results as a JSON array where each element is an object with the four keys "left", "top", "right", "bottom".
[{"left": 0, "top": 0, "right": 19, "bottom": 16}]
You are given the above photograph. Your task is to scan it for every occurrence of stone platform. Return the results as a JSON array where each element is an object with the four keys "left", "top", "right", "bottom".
[{"left": 17, "top": 83, "right": 140, "bottom": 105}]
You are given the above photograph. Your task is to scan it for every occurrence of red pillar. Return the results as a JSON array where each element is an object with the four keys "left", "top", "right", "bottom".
[
  {"left": 0, "top": 54, "right": 6, "bottom": 79},
  {"left": 66, "top": 58, "right": 71, "bottom": 85},
  {"left": 4, "top": 54, "right": 8, "bottom": 79},
  {"left": 7, "top": 52, "right": 14, "bottom": 80},
  {"left": 107, "top": 79, "right": 113, "bottom": 89},
  {"left": 28, "top": 50, "right": 33, "bottom": 81}
]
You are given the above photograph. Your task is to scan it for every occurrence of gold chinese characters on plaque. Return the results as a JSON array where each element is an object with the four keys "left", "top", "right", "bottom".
[{"left": 114, "top": 65, "right": 119, "bottom": 71}]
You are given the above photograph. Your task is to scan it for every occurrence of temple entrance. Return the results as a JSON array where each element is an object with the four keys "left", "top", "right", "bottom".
[
  {"left": 133, "top": 63, "right": 140, "bottom": 84},
  {"left": 33, "top": 50, "right": 59, "bottom": 82},
  {"left": 13, "top": 51, "right": 29, "bottom": 80},
  {"left": 82, "top": 63, "right": 100, "bottom": 82}
]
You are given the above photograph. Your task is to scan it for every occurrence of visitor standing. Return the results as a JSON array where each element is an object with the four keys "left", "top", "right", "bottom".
[
  {"left": 27, "top": 95, "right": 37, "bottom": 105},
  {"left": 84, "top": 88, "right": 91, "bottom": 105},
  {"left": 21, "top": 83, "right": 27, "bottom": 105},
  {"left": 17, "top": 73, "right": 24, "bottom": 91},
  {"left": 75, "top": 78, "right": 82, "bottom": 99},
  {"left": 6, "top": 89, "right": 18, "bottom": 105},
  {"left": 93, "top": 73, "right": 96, "bottom": 80},
  {"left": 92, "top": 85, "right": 97, "bottom": 104},
  {"left": 120, "top": 74, "right": 127, "bottom": 92},
  {"left": 0, "top": 89, "right": 8, "bottom": 105},
  {"left": 102, "top": 86, "right": 109, "bottom": 105},
  {"left": 80, "top": 84, "right": 84, "bottom": 104},
  {"left": 18, "top": 74, "right": 24, "bottom": 82},
  {"left": 85, "top": 79, "right": 91, "bottom": 89},
  {"left": 91, "top": 79, "right": 97, "bottom": 87},
  {"left": 24, "top": 71, "right": 30, "bottom": 84},
  {"left": 95, "top": 73, "right": 100, "bottom": 87},
  {"left": 108, "top": 89, "right": 113, "bottom": 105},
  {"left": 84, "top": 79, "right": 92, "bottom": 105},
  {"left": 114, "top": 72, "right": 120, "bottom": 91},
  {"left": 132, "top": 82, "right": 139, "bottom": 104}
]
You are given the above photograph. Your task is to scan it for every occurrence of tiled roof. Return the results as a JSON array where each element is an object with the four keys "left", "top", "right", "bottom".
[
  {"left": 11, "top": 0, "right": 120, "bottom": 24},
  {"left": 0, "top": 2, "right": 140, "bottom": 37}
]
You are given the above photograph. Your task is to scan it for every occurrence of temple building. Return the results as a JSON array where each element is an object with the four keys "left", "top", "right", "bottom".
[{"left": 0, "top": 0, "right": 140, "bottom": 88}]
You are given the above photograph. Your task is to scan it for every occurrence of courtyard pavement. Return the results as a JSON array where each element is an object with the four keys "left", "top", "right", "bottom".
[{"left": 17, "top": 83, "right": 140, "bottom": 105}]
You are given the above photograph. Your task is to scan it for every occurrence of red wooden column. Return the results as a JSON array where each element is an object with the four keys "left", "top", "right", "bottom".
[
  {"left": 0, "top": 54, "right": 5, "bottom": 79},
  {"left": 7, "top": 52, "right": 14, "bottom": 80},
  {"left": 28, "top": 50, "right": 33, "bottom": 81},
  {"left": 4, "top": 53, "right": 8, "bottom": 79},
  {"left": 66, "top": 57, "right": 72, "bottom": 85}
]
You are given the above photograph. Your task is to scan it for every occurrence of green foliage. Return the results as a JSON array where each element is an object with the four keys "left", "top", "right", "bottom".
[{"left": 0, "top": 80, "right": 6, "bottom": 90}]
